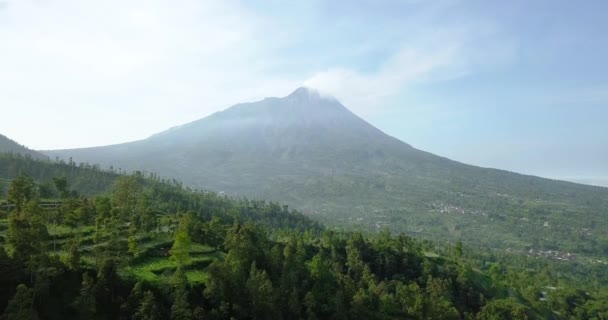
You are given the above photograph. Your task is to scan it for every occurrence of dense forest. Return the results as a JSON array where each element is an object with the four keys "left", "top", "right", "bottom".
[{"left": 0, "top": 154, "right": 607, "bottom": 319}]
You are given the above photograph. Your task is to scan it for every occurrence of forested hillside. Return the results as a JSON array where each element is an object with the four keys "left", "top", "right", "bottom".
[
  {"left": 44, "top": 88, "right": 608, "bottom": 257},
  {"left": 0, "top": 134, "right": 46, "bottom": 160},
  {"left": 0, "top": 155, "right": 607, "bottom": 319},
  {"left": 0, "top": 153, "right": 118, "bottom": 197}
]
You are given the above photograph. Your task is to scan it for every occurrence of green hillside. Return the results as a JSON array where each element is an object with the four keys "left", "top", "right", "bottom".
[
  {"left": 0, "top": 153, "right": 118, "bottom": 197},
  {"left": 0, "top": 134, "right": 46, "bottom": 160},
  {"left": 44, "top": 88, "right": 608, "bottom": 257},
  {"left": 1, "top": 157, "right": 606, "bottom": 319}
]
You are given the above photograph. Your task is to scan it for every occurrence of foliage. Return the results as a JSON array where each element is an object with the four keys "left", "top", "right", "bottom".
[
  {"left": 0, "top": 160, "right": 605, "bottom": 319},
  {"left": 2, "top": 284, "right": 37, "bottom": 320}
]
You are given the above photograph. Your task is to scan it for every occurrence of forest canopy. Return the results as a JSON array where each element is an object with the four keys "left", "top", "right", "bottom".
[{"left": 0, "top": 154, "right": 606, "bottom": 319}]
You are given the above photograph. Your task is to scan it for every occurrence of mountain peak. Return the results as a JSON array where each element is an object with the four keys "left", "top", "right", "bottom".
[{"left": 286, "top": 86, "right": 333, "bottom": 102}]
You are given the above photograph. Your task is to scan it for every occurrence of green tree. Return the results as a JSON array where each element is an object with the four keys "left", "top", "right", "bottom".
[
  {"left": 171, "top": 267, "right": 192, "bottom": 320},
  {"left": 134, "top": 291, "right": 161, "bottom": 320},
  {"left": 287, "top": 288, "right": 302, "bottom": 318},
  {"left": 37, "top": 182, "right": 54, "bottom": 199},
  {"left": 171, "top": 279, "right": 192, "bottom": 320},
  {"left": 7, "top": 174, "right": 36, "bottom": 213},
  {"left": 128, "top": 234, "right": 141, "bottom": 258},
  {"left": 548, "top": 288, "right": 587, "bottom": 319},
  {"left": 395, "top": 283, "right": 425, "bottom": 318},
  {"left": 425, "top": 277, "right": 459, "bottom": 320},
  {"left": 202, "top": 216, "right": 225, "bottom": 249},
  {"left": 170, "top": 230, "right": 192, "bottom": 267},
  {"left": 477, "top": 298, "right": 529, "bottom": 320},
  {"left": 66, "top": 235, "right": 81, "bottom": 271},
  {"left": 120, "top": 282, "right": 144, "bottom": 320},
  {"left": 94, "top": 196, "right": 112, "bottom": 227},
  {"left": 7, "top": 201, "right": 48, "bottom": 264},
  {"left": 0, "top": 246, "right": 19, "bottom": 302},
  {"left": 94, "top": 258, "right": 118, "bottom": 316},
  {"left": 112, "top": 175, "right": 141, "bottom": 221},
  {"left": 52, "top": 177, "right": 69, "bottom": 199},
  {"left": 31, "top": 261, "right": 57, "bottom": 307},
  {"left": 304, "top": 291, "right": 319, "bottom": 320},
  {"left": 2, "top": 284, "right": 37, "bottom": 320},
  {"left": 345, "top": 232, "right": 367, "bottom": 282},
  {"left": 455, "top": 241, "right": 464, "bottom": 260},
  {"left": 246, "top": 262, "right": 275, "bottom": 319},
  {"left": 332, "top": 289, "right": 349, "bottom": 320},
  {"left": 575, "top": 293, "right": 608, "bottom": 319},
  {"left": 73, "top": 273, "right": 96, "bottom": 319}
]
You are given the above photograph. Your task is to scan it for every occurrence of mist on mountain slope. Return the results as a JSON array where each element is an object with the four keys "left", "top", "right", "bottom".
[{"left": 39, "top": 87, "right": 608, "bottom": 256}]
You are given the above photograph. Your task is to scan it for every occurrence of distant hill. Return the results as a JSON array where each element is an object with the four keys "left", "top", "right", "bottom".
[
  {"left": 0, "top": 153, "right": 117, "bottom": 197},
  {"left": 0, "top": 134, "right": 46, "bottom": 160},
  {"left": 44, "top": 87, "right": 608, "bottom": 256}
]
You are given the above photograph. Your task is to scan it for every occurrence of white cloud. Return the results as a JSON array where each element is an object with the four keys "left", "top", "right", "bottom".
[
  {"left": 0, "top": 0, "right": 515, "bottom": 149},
  {"left": 304, "top": 21, "right": 516, "bottom": 116},
  {"left": 304, "top": 42, "right": 464, "bottom": 114},
  {"left": 0, "top": 0, "right": 300, "bottom": 149}
]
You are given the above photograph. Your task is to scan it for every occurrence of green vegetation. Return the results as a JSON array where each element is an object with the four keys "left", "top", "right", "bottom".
[
  {"left": 42, "top": 89, "right": 608, "bottom": 258},
  {"left": 0, "top": 156, "right": 606, "bottom": 319}
]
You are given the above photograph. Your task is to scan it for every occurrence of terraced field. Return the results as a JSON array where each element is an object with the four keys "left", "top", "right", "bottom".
[
  {"left": 122, "top": 243, "right": 222, "bottom": 283},
  {"left": 1, "top": 214, "right": 222, "bottom": 285}
]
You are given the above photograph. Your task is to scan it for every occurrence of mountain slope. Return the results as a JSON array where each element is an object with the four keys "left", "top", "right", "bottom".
[
  {"left": 44, "top": 87, "right": 608, "bottom": 255},
  {"left": 0, "top": 134, "right": 46, "bottom": 159}
]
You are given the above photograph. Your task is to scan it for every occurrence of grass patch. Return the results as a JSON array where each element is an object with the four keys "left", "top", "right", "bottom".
[
  {"left": 47, "top": 225, "right": 95, "bottom": 238},
  {"left": 185, "top": 270, "right": 208, "bottom": 283}
]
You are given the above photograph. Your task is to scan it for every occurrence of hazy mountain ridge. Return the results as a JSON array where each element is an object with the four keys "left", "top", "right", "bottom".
[
  {"left": 0, "top": 134, "right": 47, "bottom": 160},
  {"left": 42, "top": 87, "right": 608, "bottom": 255}
]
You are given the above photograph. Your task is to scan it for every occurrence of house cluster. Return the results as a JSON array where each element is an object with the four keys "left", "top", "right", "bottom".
[
  {"left": 431, "top": 202, "right": 488, "bottom": 217},
  {"left": 526, "top": 248, "right": 577, "bottom": 261}
]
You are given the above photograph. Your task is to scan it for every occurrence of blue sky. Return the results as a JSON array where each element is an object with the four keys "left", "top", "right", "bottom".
[{"left": 0, "top": 0, "right": 606, "bottom": 185}]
